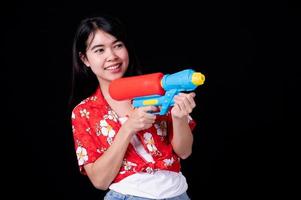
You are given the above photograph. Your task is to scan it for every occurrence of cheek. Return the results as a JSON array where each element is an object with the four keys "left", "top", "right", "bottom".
[
  {"left": 88, "top": 55, "right": 105, "bottom": 67},
  {"left": 120, "top": 49, "right": 129, "bottom": 62},
  {"left": 88, "top": 59, "right": 106, "bottom": 75}
]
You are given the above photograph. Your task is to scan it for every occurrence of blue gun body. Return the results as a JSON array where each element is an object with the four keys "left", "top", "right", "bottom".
[{"left": 133, "top": 69, "right": 205, "bottom": 115}]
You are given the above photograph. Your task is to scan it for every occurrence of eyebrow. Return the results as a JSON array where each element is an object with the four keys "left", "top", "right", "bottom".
[{"left": 90, "top": 40, "right": 120, "bottom": 51}]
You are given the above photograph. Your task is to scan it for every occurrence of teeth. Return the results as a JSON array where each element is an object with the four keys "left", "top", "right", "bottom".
[{"left": 106, "top": 64, "right": 120, "bottom": 70}]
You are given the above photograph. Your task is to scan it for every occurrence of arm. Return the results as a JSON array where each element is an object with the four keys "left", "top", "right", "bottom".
[
  {"left": 83, "top": 106, "right": 157, "bottom": 190},
  {"left": 170, "top": 92, "right": 196, "bottom": 159},
  {"left": 83, "top": 125, "right": 133, "bottom": 190}
]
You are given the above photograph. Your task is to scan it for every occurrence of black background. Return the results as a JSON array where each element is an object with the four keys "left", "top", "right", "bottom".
[{"left": 3, "top": 1, "right": 299, "bottom": 199}]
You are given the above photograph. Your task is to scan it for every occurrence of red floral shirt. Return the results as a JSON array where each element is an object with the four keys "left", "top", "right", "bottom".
[{"left": 71, "top": 87, "right": 196, "bottom": 183}]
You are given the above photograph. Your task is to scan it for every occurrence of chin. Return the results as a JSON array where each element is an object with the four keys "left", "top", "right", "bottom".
[{"left": 109, "top": 72, "right": 125, "bottom": 81}]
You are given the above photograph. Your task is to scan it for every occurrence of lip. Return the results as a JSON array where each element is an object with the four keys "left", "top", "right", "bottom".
[{"left": 104, "top": 63, "right": 121, "bottom": 70}]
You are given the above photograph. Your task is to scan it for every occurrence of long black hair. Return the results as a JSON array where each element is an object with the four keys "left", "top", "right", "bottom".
[{"left": 69, "top": 14, "right": 141, "bottom": 109}]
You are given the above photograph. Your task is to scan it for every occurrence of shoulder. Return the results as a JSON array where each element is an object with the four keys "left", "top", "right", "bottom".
[
  {"left": 71, "top": 95, "right": 99, "bottom": 118},
  {"left": 72, "top": 97, "right": 91, "bottom": 112}
]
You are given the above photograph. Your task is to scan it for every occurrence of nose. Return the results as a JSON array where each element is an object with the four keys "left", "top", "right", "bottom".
[{"left": 106, "top": 48, "right": 118, "bottom": 62}]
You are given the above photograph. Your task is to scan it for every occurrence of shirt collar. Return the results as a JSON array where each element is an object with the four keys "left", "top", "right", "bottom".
[{"left": 91, "top": 86, "right": 109, "bottom": 107}]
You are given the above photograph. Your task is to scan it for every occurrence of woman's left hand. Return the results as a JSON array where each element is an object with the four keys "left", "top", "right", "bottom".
[{"left": 171, "top": 92, "right": 196, "bottom": 119}]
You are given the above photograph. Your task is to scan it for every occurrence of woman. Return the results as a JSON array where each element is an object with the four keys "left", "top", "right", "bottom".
[{"left": 70, "top": 14, "right": 196, "bottom": 200}]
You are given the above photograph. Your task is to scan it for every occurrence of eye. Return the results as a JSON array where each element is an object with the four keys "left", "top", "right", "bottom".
[
  {"left": 94, "top": 48, "right": 104, "bottom": 54},
  {"left": 114, "top": 42, "right": 124, "bottom": 49}
]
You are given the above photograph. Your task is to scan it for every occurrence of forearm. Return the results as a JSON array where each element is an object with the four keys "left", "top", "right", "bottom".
[
  {"left": 84, "top": 126, "right": 133, "bottom": 190},
  {"left": 171, "top": 116, "right": 193, "bottom": 159}
]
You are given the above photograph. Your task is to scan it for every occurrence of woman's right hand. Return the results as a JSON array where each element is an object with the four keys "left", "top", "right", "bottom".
[{"left": 123, "top": 106, "right": 157, "bottom": 134}]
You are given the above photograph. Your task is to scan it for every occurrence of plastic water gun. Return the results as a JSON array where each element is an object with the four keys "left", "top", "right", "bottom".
[{"left": 109, "top": 69, "right": 205, "bottom": 115}]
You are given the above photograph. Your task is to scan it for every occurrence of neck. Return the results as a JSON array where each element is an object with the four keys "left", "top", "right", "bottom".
[
  {"left": 99, "top": 79, "right": 133, "bottom": 117},
  {"left": 99, "top": 79, "right": 111, "bottom": 100}
]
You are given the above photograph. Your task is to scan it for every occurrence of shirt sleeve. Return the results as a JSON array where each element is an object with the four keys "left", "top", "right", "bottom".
[
  {"left": 187, "top": 115, "right": 197, "bottom": 131},
  {"left": 71, "top": 106, "right": 102, "bottom": 175}
]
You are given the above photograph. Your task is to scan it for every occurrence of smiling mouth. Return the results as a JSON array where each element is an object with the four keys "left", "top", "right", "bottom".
[{"left": 104, "top": 64, "right": 121, "bottom": 70}]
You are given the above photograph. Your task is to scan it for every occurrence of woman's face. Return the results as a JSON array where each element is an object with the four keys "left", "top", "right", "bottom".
[{"left": 81, "top": 29, "right": 129, "bottom": 83}]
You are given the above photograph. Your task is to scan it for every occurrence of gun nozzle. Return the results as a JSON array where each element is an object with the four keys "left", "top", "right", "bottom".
[{"left": 192, "top": 72, "right": 205, "bottom": 86}]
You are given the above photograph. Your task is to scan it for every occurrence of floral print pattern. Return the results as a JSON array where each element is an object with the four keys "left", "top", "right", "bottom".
[
  {"left": 71, "top": 87, "right": 196, "bottom": 183},
  {"left": 154, "top": 121, "right": 167, "bottom": 140},
  {"left": 76, "top": 146, "right": 88, "bottom": 166},
  {"left": 163, "top": 157, "right": 175, "bottom": 167},
  {"left": 143, "top": 132, "right": 161, "bottom": 156},
  {"left": 119, "top": 160, "right": 138, "bottom": 174}
]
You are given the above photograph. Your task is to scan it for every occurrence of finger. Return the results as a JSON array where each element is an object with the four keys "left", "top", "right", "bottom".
[
  {"left": 145, "top": 117, "right": 156, "bottom": 124},
  {"left": 140, "top": 106, "right": 158, "bottom": 113},
  {"left": 173, "top": 103, "right": 181, "bottom": 112},
  {"left": 138, "top": 107, "right": 157, "bottom": 120},
  {"left": 181, "top": 99, "right": 191, "bottom": 114},
  {"left": 144, "top": 123, "right": 154, "bottom": 130},
  {"left": 178, "top": 92, "right": 195, "bottom": 97},
  {"left": 178, "top": 93, "right": 195, "bottom": 110},
  {"left": 174, "top": 99, "right": 188, "bottom": 114},
  {"left": 186, "top": 93, "right": 196, "bottom": 108},
  {"left": 173, "top": 103, "right": 187, "bottom": 117},
  {"left": 139, "top": 117, "right": 156, "bottom": 124},
  {"left": 175, "top": 96, "right": 193, "bottom": 114},
  {"left": 190, "top": 92, "right": 196, "bottom": 98}
]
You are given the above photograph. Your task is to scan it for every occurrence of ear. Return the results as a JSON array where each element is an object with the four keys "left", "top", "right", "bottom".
[{"left": 79, "top": 52, "right": 90, "bottom": 67}]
